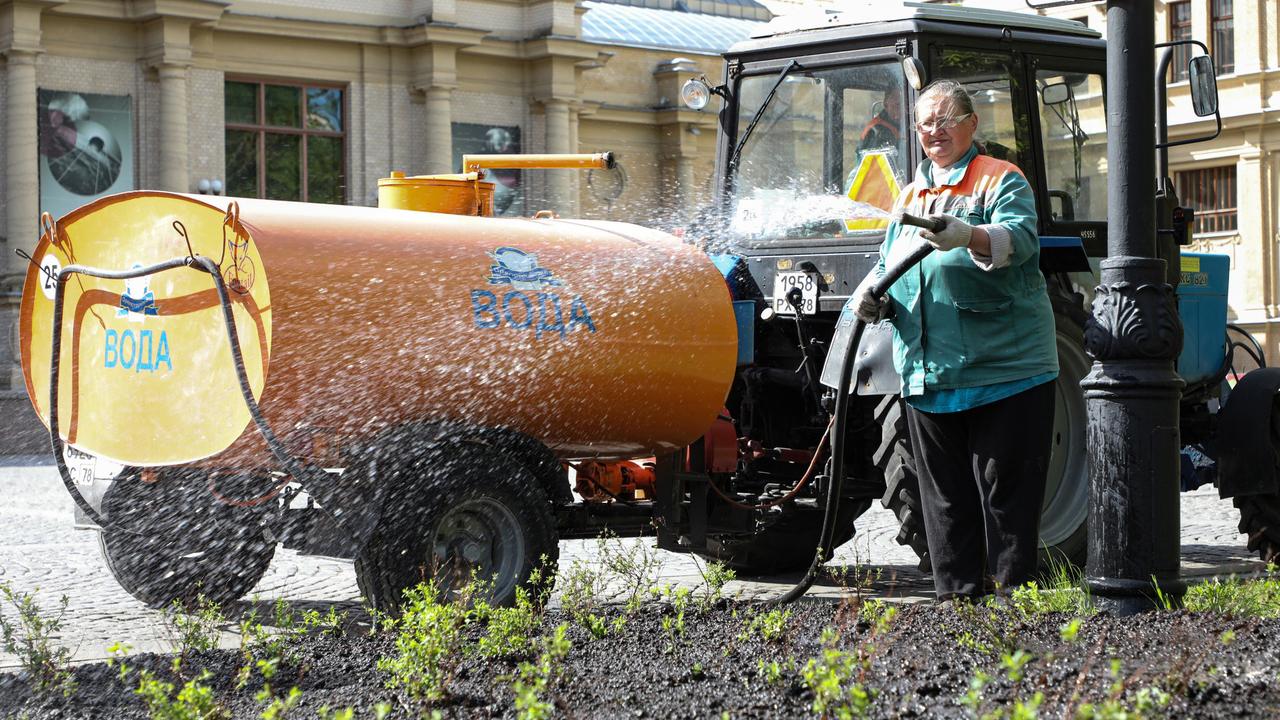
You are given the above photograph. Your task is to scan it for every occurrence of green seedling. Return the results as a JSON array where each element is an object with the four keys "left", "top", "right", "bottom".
[
  {"left": 134, "top": 657, "right": 228, "bottom": 720},
  {"left": 377, "top": 581, "right": 467, "bottom": 704},
  {"left": 0, "top": 581, "right": 75, "bottom": 696},
  {"left": 511, "top": 623, "right": 571, "bottom": 720},
  {"left": 163, "top": 594, "right": 224, "bottom": 657}
]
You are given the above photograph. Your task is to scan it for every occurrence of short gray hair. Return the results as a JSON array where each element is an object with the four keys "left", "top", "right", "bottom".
[{"left": 916, "top": 79, "right": 975, "bottom": 116}]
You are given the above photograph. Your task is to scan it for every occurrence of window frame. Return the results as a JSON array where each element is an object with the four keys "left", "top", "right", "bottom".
[
  {"left": 1168, "top": 1, "right": 1192, "bottom": 83},
  {"left": 1174, "top": 165, "right": 1238, "bottom": 235},
  {"left": 1028, "top": 53, "right": 1108, "bottom": 253},
  {"left": 1211, "top": 0, "right": 1235, "bottom": 75},
  {"left": 224, "top": 76, "right": 348, "bottom": 203}
]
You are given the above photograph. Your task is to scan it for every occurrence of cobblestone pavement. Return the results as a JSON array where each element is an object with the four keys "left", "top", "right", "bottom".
[{"left": 0, "top": 456, "right": 1264, "bottom": 667}]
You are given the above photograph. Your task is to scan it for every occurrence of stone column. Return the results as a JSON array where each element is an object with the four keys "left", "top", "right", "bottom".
[
  {"left": 544, "top": 99, "right": 572, "bottom": 213},
  {"left": 423, "top": 86, "right": 454, "bottom": 174},
  {"left": 157, "top": 62, "right": 190, "bottom": 192},
  {"left": 1235, "top": 0, "right": 1263, "bottom": 75},
  {"left": 5, "top": 48, "right": 38, "bottom": 274}
]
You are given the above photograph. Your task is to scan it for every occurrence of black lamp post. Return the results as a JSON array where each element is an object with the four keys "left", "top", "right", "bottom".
[{"left": 1080, "top": 0, "right": 1186, "bottom": 614}]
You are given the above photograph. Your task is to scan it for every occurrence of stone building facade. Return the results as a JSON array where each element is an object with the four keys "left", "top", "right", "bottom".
[
  {"left": 1015, "top": 0, "right": 1280, "bottom": 367},
  {"left": 0, "top": 0, "right": 767, "bottom": 453}
]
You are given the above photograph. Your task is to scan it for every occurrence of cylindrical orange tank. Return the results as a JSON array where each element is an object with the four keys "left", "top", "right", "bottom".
[{"left": 19, "top": 192, "right": 738, "bottom": 467}]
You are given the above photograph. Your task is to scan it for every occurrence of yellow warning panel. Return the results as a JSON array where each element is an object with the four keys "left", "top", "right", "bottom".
[
  {"left": 845, "top": 152, "right": 902, "bottom": 232},
  {"left": 1181, "top": 255, "right": 1201, "bottom": 273}
]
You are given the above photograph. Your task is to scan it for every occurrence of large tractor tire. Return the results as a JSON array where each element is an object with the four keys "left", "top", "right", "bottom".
[
  {"left": 874, "top": 310, "right": 1091, "bottom": 571},
  {"left": 98, "top": 472, "right": 277, "bottom": 608},
  {"left": 707, "top": 497, "right": 874, "bottom": 575},
  {"left": 873, "top": 395, "right": 931, "bottom": 571},
  {"left": 355, "top": 441, "right": 559, "bottom": 613}
]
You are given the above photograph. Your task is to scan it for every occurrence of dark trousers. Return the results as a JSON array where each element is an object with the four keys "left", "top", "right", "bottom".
[{"left": 905, "top": 380, "right": 1056, "bottom": 599}]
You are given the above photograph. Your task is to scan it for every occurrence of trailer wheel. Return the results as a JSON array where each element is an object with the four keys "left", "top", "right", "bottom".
[
  {"left": 98, "top": 472, "right": 276, "bottom": 608},
  {"left": 354, "top": 442, "right": 558, "bottom": 613},
  {"left": 707, "top": 498, "right": 873, "bottom": 575},
  {"left": 874, "top": 310, "right": 1091, "bottom": 572}
]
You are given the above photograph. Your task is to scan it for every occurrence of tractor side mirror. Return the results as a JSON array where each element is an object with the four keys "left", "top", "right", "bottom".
[
  {"left": 1189, "top": 55, "right": 1219, "bottom": 117},
  {"left": 1041, "top": 82, "right": 1071, "bottom": 106}
]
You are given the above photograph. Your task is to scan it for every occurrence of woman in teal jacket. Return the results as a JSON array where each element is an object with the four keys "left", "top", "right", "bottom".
[{"left": 856, "top": 80, "right": 1059, "bottom": 603}]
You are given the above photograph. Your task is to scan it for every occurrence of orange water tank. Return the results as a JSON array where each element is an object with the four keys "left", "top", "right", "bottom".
[{"left": 19, "top": 192, "right": 738, "bottom": 467}]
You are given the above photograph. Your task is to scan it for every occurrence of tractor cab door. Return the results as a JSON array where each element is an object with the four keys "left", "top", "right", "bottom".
[
  {"left": 1028, "top": 56, "right": 1108, "bottom": 259},
  {"left": 922, "top": 41, "right": 1107, "bottom": 265}
]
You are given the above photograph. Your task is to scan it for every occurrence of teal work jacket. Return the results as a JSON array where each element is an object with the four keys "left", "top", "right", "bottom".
[{"left": 878, "top": 144, "right": 1058, "bottom": 397}]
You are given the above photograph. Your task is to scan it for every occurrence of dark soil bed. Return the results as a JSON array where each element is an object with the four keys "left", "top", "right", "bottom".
[{"left": 3, "top": 600, "right": 1279, "bottom": 719}]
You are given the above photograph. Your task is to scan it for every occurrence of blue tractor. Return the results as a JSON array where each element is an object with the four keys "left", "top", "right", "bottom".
[{"left": 658, "top": 2, "right": 1280, "bottom": 574}]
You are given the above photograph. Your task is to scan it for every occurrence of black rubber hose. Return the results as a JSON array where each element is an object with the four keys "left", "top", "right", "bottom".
[
  {"left": 49, "top": 257, "right": 197, "bottom": 535},
  {"left": 769, "top": 213, "right": 938, "bottom": 605},
  {"left": 47, "top": 255, "right": 330, "bottom": 535}
]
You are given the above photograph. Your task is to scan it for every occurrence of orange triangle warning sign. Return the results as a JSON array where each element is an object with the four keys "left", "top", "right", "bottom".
[{"left": 845, "top": 152, "right": 902, "bottom": 232}]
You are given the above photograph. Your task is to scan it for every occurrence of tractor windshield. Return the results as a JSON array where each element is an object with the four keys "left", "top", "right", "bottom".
[{"left": 726, "top": 59, "right": 909, "bottom": 246}]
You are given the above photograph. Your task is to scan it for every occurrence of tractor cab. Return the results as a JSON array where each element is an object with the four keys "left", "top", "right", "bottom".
[{"left": 686, "top": 2, "right": 1108, "bottom": 317}]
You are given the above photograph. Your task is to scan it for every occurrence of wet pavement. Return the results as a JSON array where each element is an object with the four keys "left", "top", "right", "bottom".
[{"left": 0, "top": 454, "right": 1265, "bottom": 667}]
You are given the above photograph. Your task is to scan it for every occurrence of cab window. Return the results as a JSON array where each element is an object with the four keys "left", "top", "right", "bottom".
[
  {"left": 1036, "top": 69, "right": 1107, "bottom": 223},
  {"left": 728, "top": 59, "right": 908, "bottom": 246}
]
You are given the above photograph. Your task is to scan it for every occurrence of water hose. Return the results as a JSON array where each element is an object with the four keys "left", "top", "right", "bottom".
[
  {"left": 43, "top": 252, "right": 332, "bottom": 536},
  {"left": 769, "top": 213, "right": 939, "bottom": 605}
]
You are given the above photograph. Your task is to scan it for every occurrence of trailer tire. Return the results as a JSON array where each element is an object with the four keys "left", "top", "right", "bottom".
[
  {"left": 707, "top": 498, "right": 873, "bottom": 575},
  {"left": 98, "top": 472, "right": 276, "bottom": 608},
  {"left": 355, "top": 442, "right": 558, "bottom": 613},
  {"left": 873, "top": 310, "right": 1090, "bottom": 573}
]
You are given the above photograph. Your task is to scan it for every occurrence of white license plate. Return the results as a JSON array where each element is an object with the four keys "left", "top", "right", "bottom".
[
  {"left": 63, "top": 445, "right": 124, "bottom": 487},
  {"left": 772, "top": 271, "right": 819, "bottom": 315}
]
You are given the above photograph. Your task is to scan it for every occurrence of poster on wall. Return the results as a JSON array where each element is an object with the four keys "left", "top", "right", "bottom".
[
  {"left": 452, "top": 122, "right": 523, "bottom": 217},
  {"left": 38, "top": 90, "right": 134, "bottom": 221}
]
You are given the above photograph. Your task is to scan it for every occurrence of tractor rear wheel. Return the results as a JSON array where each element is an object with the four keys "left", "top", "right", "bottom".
[
  {"left": 354, "top": 442, "right": 559, "bottom": 613},
  {"left": 874, "top": 310, "right": 1091, "bottom": 572},
  {"left": 98, "top": 472, "right": 276, "bottom": 608}
]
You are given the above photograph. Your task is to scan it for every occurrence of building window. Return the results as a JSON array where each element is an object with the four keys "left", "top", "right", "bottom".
[
  {"left": 1169, "top": 1, "right": 1192, "bottom": 82},
  {"left": 224, "top": 80, "right": 346, "bottom": 203},
  {"left": 1175, "top": 165, "right": 1237, "bottom": 234},
  {"left": 1212, "top": 0, "right": 1235, "bottom": 75}
]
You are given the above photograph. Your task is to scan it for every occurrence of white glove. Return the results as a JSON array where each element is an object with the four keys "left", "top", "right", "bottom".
[
  {"left": 853, "top": 273, "right": 886, "bottom": 324},
  {"left": 920, "top": 213, "right": 973, "bottom": 251}
]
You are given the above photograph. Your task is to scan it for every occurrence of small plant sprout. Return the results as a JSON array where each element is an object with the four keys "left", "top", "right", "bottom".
[
  {"left": 741, "top": 607, "right": 792, "bottom": 643},
  {"left": 693, "top": 559, "right": 737, "bottom": 611},
  {"left": 1000, "top": 649, "right": 1034, "bottom": 683},
  {"left": 0, "top": 581, "right": 76, "bottom": 696},
  {"left": 1059, "top": 617, "right": 1082, "bottom": 643},
  {"left": 377, "top": 580, "right": 468, "bottom": 705},
  {"left": 858, "top": 599, "right": 897, "bottom": 634},
  {"left": 657, "top": 584, "right": 693, "bottom": 653},
  {"left": 134, "top": 658, "right": 229, "bottom": 720},
  {"left": 801, "top": 627, "right": 876, "bottom": 718},
  {"left": 163, "top": 593, "right": 224, "bottom": 658},
  {"left": 511, "top": 623, "right": 571, "bottom": 720}
]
